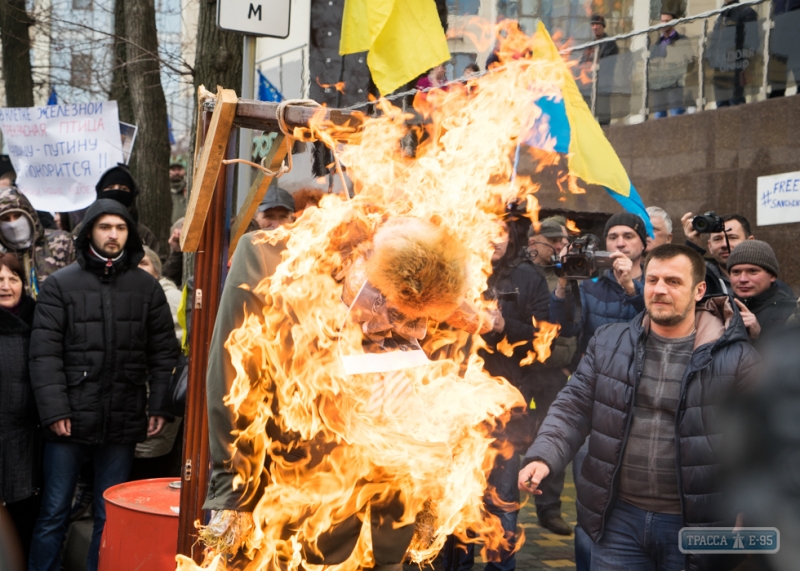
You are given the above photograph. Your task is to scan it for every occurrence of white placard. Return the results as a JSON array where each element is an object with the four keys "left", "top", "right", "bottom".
[
  {"left": 0, "top": 101, "right": 124, "bottom": 212},
  {"left": 757, "top": 170, "right": 800, "bottom": 227},
  {"left": 217, "top": 0, "right": 291, "bottom": 38}
]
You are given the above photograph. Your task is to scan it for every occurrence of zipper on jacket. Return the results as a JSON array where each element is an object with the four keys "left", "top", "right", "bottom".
[{"left": 599, "top": 328, "right": 645, "bottom": 540}]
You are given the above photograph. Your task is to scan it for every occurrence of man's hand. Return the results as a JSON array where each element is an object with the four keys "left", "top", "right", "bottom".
[
  {"left": 49, "top": 418, "right": 71, "bottom": 437},
  {"left": 681, "top": 212, "right": 706, "bottom": 249},
  {"left": 168, "top": 228, "right": 182, "bottom": 253},
  {"left": 554, "top": 245, "right": 570, "bottom": 299},
  {"left": 518, "top": 460, "right": 550, "bottom": 494},
  {"left": 148, "top": 416, "right": 167, "bottom": 437},
  {"left": 610, "top": 251, "right": 636, "bottom": 295},
  {"left": 735, "top": 299, "right": 761, "bottom": 339}
]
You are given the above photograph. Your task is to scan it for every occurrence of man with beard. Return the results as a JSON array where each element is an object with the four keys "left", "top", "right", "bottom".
[
  {"left": 519, "top": 244, "right": 759, "bottom": 570},
  {"left": 28, "top": 199, "right": 176, "bottom": 571}
]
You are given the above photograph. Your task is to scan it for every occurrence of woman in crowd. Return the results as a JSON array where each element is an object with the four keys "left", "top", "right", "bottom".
[{"left": 0, "top": 253, "right": 41, "bottom": 561}]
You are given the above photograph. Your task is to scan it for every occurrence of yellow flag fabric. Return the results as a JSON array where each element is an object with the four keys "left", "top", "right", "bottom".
[
  {"left": 340, "top": 0, "right": 451, "bottom": 96},
  {"left": 531, "top": 22, "right": 631, "bottom": 197}
]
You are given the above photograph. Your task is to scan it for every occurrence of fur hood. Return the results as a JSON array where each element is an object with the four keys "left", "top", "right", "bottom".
[{"left": 364, "top": 218, "right": 467, "bottom": 321}]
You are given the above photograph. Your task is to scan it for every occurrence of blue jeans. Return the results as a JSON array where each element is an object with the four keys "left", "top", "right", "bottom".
[
  {"left": 573, "top": 438, "right": 591, "bottom": 571},
  {"left": 591, "top": 500, "right": 684, "bottom": 571},
  {"left": 441, "top": 452, "right": 521, "bottom": 571},
  {"left": 29, "top": 441, "right": 135, "bottom": 571}
]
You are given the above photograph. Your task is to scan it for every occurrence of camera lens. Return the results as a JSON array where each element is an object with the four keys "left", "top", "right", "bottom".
[{"left": 693, "top": 219, "right": 708, "bottom": 233}]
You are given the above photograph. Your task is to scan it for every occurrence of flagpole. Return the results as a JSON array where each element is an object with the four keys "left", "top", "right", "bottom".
[{"left": 237, "top": 35, "right": 257, "bottom": 213}]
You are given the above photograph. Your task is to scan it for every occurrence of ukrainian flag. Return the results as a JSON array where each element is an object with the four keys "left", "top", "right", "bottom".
[
  {"left": 526, "top": 22, "right": 652, "bottom": 235},
  {"left": 340, "top": 0, "right": 451, "bottom": 96}
]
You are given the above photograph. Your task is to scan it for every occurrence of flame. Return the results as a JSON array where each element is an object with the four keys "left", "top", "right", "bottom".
[
  {"left": 497, "top": 337, "right": 527, "bottom": 358},
  {"left": 565, "top": 219, "right": 580, "bottom": 233},
  {"left": 178, "top": 20, "right": 582, "bottom": 571},
  {"left": 532, "top": 318, "right": 561, "bottom": 363},
  {"left": 316, "top": 78, "right": 347, "bottom": 93}
]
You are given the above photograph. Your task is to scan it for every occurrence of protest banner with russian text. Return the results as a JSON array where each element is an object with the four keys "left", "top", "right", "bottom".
[{"left": 0, "top": 101, "right": 124, "bottom": 212}]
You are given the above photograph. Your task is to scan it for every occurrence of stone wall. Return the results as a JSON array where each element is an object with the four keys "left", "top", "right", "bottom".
[{"left": 535, "top": 95, "right": 800, "bottom": 290}]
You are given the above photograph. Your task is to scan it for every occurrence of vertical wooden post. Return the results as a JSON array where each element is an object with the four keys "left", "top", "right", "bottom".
[{"left": 177, "top": 114, "right": 233, "bottom": 561}]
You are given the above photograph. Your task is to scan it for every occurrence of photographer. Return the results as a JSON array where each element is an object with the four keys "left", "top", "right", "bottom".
[
  {"left": 550, "top": 212, "right": 647, "bottom": 354},
  {"left": 681, "top": 211, "right": 793, "bottom": 298}
]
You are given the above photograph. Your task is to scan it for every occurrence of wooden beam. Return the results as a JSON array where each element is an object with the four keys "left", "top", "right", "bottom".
[
  {"left": 228, "top": 134, "right": 290, "bottom": 260},
  {"left": 177, "top": 124, "right": 234, "bottom": 561},
  {"left": 203, "top": 98, "right": 363, "bottom": 133},
  {"left": 181, "top": 87, "right": 238, "bottom": 252}
]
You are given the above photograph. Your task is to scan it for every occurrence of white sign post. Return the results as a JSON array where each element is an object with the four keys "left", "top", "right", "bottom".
[
  {"left": 757, "top": 170, "right": 800, "bottom": 226},
  {"left": 217, "top": 0, "right": 291, "bottom": 38},
  {"left": 0, "top": 101, "right": 124, "bottom": 212}
]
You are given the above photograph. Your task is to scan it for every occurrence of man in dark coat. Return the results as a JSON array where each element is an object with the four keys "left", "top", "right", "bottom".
[
  {"left": 28, "top": 199, "right": 177, "bottom": 571},
  {"left": 519, "top": 244, "right": 760, "bottom": 571},
  {"left": 727, "top": 240, "right": 796, "bottom": 343}
]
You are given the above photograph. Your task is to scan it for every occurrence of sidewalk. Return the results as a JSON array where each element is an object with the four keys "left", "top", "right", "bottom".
[{"left": 430, "top": 463, "right": 577, "bottom": 570}]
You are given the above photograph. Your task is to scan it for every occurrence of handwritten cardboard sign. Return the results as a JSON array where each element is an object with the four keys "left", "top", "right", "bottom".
[
  {"left": 0, "top": 101, "right": 124, "bottom": 212},
  {"left": 757, "top": 170, "right": 800, "bottom": 227}
]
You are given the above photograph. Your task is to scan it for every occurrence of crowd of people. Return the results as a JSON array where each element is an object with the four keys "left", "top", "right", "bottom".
[{"left": 0, "top": 141, "right": 797, "bottom": 571}]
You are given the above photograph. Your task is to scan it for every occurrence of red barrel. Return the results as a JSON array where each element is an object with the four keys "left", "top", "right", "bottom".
[{"left": 98, "top": 478, "right": 180, "bottom": 571}]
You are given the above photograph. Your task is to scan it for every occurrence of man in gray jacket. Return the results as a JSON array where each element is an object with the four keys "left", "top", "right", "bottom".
[{"left": 519, "top": 244, "right": 759, "bottom": 571}]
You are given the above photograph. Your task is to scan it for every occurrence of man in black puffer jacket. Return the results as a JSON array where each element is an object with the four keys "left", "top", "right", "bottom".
[
  {"left": 28, "top": 199, "right": 177, "bottom": 571},
  {"left": 519, "top": 244, "right": 760, "bottom": 571}
]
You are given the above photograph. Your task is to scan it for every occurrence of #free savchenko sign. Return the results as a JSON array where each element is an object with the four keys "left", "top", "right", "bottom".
[
  {"left": 757, "top": 170, "right": 800, "bottom": 227},
  {"left": 0, "top": 101, "right": 124, "bottom": 212}
]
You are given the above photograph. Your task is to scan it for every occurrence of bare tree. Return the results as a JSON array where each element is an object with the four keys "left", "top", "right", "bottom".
[
  {"left": 0, "top": 0, "right": 34, "bottom": 107},
  {"left": 109, "top": 0, "right": 134, "bottom": 125},
  {"left": 123, "top": 0, "right": 172, "bottom": 243}
]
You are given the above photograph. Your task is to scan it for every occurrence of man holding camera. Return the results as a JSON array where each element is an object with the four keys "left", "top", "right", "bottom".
[
  {"left": 727, "top": 240, "right": 796, "bottom": 342},
  {"left": 681, "top": 212, "right": 793, "bottom": 299},
  {"left": 550, "top": 212, "right": 648, "bottom": 353},
  {"left": 681, "top": 212, "right": 752, "bottom": 297}
]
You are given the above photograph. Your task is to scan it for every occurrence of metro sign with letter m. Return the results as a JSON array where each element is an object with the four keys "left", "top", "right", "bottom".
[{"left": 217, "top": 0, "right": 291, "bottom": 38}]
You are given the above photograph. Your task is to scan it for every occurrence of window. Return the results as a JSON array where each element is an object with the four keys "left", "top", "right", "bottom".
[
  {"left": 72, "top": 0, "right": 93, "bottom": 9},
  {"left": 70, "top": 54, "right": 93, "bottom": 89},
  {"left": 447, "top": 0, "right": 481, "bottom": 15}
]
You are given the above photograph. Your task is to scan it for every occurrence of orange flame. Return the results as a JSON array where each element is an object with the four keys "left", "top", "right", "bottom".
[
  {"left": 178, "top": 19, "right": 581, "bottom": 571},
  {"left": 316, "top": 78, "right": 347, "bottom": 93},
  {"left": 565, "top": 219, "right": 580, "bottom": 233},
  {"left": 532, "top": 318, "right": 561, "bottom": 363}
]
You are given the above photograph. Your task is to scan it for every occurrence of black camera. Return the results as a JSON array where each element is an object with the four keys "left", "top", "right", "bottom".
[
  {"left": 554, "top": 235, "right": 615, "bottom": 279},
  {"left": 691, "top": 211, "right": 725, "bottom": 234}
]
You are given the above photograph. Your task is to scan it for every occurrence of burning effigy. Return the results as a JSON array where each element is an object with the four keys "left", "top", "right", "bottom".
[{"left": 176, "top": 21, "right": 647, "bottom": 571}]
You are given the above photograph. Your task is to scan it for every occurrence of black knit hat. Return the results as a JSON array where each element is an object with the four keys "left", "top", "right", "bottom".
[
  {"left": 95, "top": 164, "right": 139, "bottom": 198},
  {"left": 727, "top": 240, "right": 779, "bottom": 277},
  {"left": 603, "top": 212, "right": 647, "bottom": 247}
]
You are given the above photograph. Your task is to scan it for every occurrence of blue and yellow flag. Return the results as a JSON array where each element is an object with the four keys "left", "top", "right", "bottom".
[
  {"left": 527, "top": 22, "right": 652, "bottom": 235},
  {"left": 340, "top": 0, "right": 451, "bottom": 96}
]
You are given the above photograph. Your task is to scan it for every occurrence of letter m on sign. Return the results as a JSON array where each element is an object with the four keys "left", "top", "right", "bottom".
[{"left": 248, "top": 3, "right": 262, "bottom": 20}]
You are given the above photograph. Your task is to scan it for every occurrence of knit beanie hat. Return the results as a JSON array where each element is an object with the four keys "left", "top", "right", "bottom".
[
  {"left": 727, "top": 240, "right": 779, "bottom": 277},
  {"left": 603, "top": 212, "right": 647, "bottom": 247}
]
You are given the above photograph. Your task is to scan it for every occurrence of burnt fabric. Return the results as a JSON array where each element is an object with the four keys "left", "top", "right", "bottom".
[
  {"left": 29, "top": 199, "right": 177, "bottom": 445},
  {"left": 524, "top": 296, "right": 760, "bottom": 571},
  {"left": 617, "top": 331, "right": 694, "bottom": 514},
  {"left": 0, "top": 295, "right": 41, "bottom": 504}
]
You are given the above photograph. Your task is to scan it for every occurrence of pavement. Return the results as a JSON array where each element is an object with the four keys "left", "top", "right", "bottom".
[{"left": 428, "top": 463, "right": 577, "bottom": 571}]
